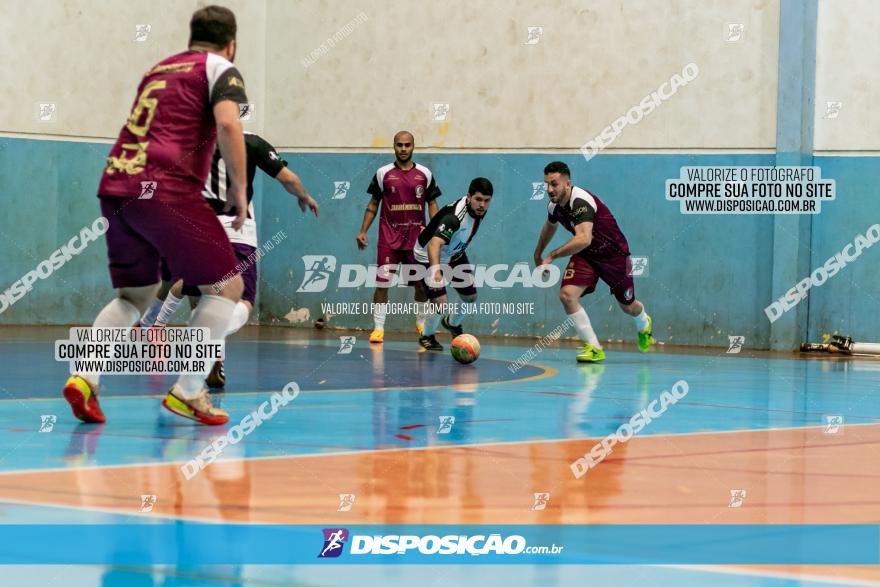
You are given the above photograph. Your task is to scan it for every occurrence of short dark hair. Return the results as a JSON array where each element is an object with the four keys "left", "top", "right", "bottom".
[
  {"left": 189, "top": 6, "right": 237, "bottom": 48},
  {"left": 468, "top": 177, "right": 493, "bottom": 197},
  {"left": 544, "top": 161, "right": 571, "bottom": 178}
]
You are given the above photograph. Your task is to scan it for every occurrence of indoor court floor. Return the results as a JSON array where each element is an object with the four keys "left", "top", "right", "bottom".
[{"left": 1, "top": 325, "right": 878, "bottom": 586}]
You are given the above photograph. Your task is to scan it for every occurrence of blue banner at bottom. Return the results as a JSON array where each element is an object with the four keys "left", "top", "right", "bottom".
[{"left": 0, "top": 524, "right": 877, "bottom": 565}]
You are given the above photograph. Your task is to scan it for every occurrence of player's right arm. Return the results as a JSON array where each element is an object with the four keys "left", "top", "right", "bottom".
[
  {"left": 356, "top": 196, "right": 381, "bottom": 250},
  {"left": 357, "top": 172, "right": 384, "bottom": 249},
  {"left": 534, "top": 220, "right": 558, "bottom": 267}
]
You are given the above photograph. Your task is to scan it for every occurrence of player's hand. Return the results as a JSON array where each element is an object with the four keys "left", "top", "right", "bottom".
[
  {"left": 225, "top": 183, "right": 247, "bottom": 231},
  {"left": 356, "top": 232, "right": 368, "bottom": 250},
  {"left": 540, "top": 255, "right": 554, "bottom": 277},
  {"left": 299, "top": 194, "right": 319, "bottom": 217}
]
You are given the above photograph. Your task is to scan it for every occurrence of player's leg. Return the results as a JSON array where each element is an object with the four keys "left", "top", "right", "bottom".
[
  {"left": 371, "top": 287, "right": 390, "bottom": 343},
  {"left": 370, "top": 244, "right": 395, "bottom": 343},
  {"left": 559, "top": 256, "right": 604, "bottom": 362},
  {"left": 441, "top": 253, "right": 476, "bottom": 337},
  {"left": 597, "top": 255, "right": 654, "bottom": 352},
  {"left": 205, "top": 243, "right": 256, "bottom": 388},
  {"left": 128, "top": 196, "right": 240, "bottom": 425},
  {"left": 152, "top": 279, "right": 185, "bottom": 328},
  {"left": 414, "top": 281, "right": 428, "bottom": 336},
  {"left": 419, "top": 263, "right": 447, "bottom": 351},
  {"left": 399, "top": 249, "right": 428, "bottom": 336},
  {"left": 62, "top": 197, "right": 163, "bottom": 423},
  {"left": 139, "top": 260, "right": 175, "bottom": 327}
]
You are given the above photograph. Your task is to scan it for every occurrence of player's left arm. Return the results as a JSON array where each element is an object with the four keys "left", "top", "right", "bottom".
[
  {"left": 253, "top": 136, "right": 319, "bottom": 217},
  {"left": 275, "top": 167, "right": 318, "bottom": 217},
  {"left": 544, "top": 222, "right": 593, "bottom": 264},
  {"left": 425, "top": 175, "right": 441, "bottom": 219}
]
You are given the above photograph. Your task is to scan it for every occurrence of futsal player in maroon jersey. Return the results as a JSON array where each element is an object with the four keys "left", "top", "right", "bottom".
[
  {"left": 61, "top": 6, "right": 249, "bottom": 425},
  {"left": 534, "top": 161, "right": 654, "bottom": 362},
  {"left": 356, "top": 131, "right": 442, "bottom": 343}
]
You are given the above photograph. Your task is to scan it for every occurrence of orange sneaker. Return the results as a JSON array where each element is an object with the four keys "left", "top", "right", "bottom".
[
  {"left": 62, "top": 375, "right": 106, "bottom": 423},
  {"left": 369, "top": 329, "right": 384, "bottom": 344}
]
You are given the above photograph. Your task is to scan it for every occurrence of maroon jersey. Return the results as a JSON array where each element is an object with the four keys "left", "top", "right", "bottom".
[
  {"left": 547, "top": 186, "right": 630, "bottom": 257},
  {"left": 367, "top": 162, "right": 441, "bottom": 250},
  {"left": 98, "top": 50, "right": 248, "bottom": 200}
]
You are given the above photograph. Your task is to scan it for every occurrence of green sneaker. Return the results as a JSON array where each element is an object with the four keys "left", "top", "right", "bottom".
[
  {"left": 638, "top": 314, "right": 655, "bottom": 352},
  {"left": 576, "top": 343, "right": 605, "bottom": 363}
]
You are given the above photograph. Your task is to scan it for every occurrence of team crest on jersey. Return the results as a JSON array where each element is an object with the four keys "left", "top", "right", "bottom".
[{"left": 415, "top": 185, "right": 425, "bottom": 199}]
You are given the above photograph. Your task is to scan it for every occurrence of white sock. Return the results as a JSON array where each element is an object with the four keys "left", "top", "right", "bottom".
[
  {"left": 373, "top": 302, "right": 387, "bottom": 331},
  {"left": 449, "top": 301, "right": 473, "bottom": 327},
  {"left": 154, "top": 293, "right": 183, "bottom": 328},
  {"left": 78, "top": 298, "right": 141, "bottom": 386},
  {"left": 175, "top": 295, "right": 236, "bottom": 399},
  {"left": 415, "top": 302, "right": 427, "bottom": 330},
  {"left": 423, "top": 303, "right": 442, "bottom": 336},
  {"left": 226, "top": 302, "right": 250, "bottom": 336},
  {"left": 140, "top": 298, "right": 164, "bottom": 327},
  {"left": 569, "top": 308, "right": 601, "bottom": 348},
  {"left": 633, "top": 309, "right": 650, "bottom": 332}
]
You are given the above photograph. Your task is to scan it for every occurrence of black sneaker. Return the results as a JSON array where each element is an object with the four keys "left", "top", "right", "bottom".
[
  {"left": 441, "top": 316, "right": 463, "bottom": 337},
  {"left": 205, "top": 360, "right": 225, "bottom": 389},
  {"left": 419, "top": 335, "right": 444, "bottom": 351}
]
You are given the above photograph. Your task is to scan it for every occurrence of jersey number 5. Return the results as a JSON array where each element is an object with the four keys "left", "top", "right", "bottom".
[{"left": 105, "top": 80, "right": 166, "bottom": 175}]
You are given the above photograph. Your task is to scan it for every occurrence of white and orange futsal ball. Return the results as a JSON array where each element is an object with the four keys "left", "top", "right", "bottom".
[{"left": 451, "top": 334, "right": 480, "bottom": 364}]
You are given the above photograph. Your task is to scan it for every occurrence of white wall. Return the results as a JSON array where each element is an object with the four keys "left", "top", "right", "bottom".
[
  {"left": 814, "top": 0, "right": 880, "bottom": 151},
  {"left": 1, "top": 0, "right": 267, "bottom": 138},
  {"left": 2, "top": 0, "right": 777, "bottom": 149},
  {"left": 267, "top": 0, "right": 779, "bottom": 149}
]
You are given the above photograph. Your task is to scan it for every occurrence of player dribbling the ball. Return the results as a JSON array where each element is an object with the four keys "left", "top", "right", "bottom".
[
  {"left": 413, "top": 177, "right": 493, "bottom": 351},
  {"left": 533, "top": 161, "right": 654, "bottom": 362}
]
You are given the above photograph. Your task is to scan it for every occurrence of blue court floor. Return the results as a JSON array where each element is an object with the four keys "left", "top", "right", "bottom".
[{"left": 0, "top": 325, "right": 878, "bottom": 586}]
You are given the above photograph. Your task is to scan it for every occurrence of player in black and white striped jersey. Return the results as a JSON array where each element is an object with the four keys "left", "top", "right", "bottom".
[{"left": 140, "top": 132, "right": 319, "bottom": 386}]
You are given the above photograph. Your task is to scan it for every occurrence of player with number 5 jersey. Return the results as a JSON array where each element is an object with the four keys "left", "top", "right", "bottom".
[{"left": 61, "top": 5, "right": 250, "bottom": 427}]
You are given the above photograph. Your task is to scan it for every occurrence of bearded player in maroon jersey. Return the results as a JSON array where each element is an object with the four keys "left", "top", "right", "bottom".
[
  {"left": 61, "top": 6, "right": 249, "bottom": 425},
  {"left": 534, "top": 161, "right": 654, "bottom": 362},
  {"left": 356, "top": 131, "right": 441, "bottom": 343}
]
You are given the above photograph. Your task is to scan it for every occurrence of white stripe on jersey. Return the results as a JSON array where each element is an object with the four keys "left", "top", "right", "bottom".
[
  {"left": 547, "top": 185, "right": 598, "bottom": 216},
  {"left": 414, "top": 163, "right": 433, "bottom": 187},
  {"left": 205, "top": 53, "right": 236, "bottom": 99},
  {"left": 218, "top": 158, "right": 227, "bottom": 202},
  {"left": 374, "top": 162, "right": 395, "bottom": 192}
]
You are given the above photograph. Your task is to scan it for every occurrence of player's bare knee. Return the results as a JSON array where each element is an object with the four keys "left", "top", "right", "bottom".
[
  {"left": 619, "top": 300, "right": 641, "bottom": 315},
  {"left": 559, "top": 287, "right": 578, "bottom": 306},
  {"left": 460, "top": 293, "right": 477, "bottom": 304}
]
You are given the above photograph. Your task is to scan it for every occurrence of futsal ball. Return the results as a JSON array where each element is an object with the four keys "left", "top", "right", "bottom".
[{"left": 451, "top": 334, "right": 480, "bottom": 364}]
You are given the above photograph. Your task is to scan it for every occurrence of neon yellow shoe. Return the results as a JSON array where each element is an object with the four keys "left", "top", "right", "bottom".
[
  {"left": 638, "top": 315, "right": 655, "bottom": 352},
  {"left": 162, "top": 384, "right": 229, "bottom": 426},
  {"left": 576, "top": 343, "right": 605, "bottom": 363},
  {"left": 369, "top": 329, "right": 384, "bottom": 344}
]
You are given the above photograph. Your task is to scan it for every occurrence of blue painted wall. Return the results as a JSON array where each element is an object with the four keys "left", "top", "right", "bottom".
[{"left": 2, "top": 137, "right": 873, "bottom": 349}]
